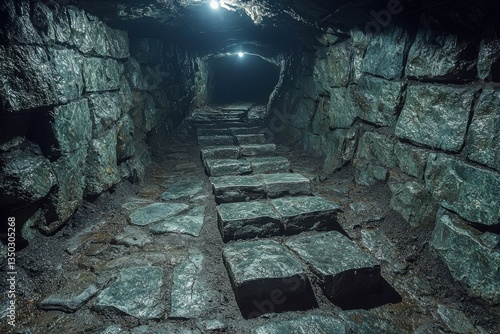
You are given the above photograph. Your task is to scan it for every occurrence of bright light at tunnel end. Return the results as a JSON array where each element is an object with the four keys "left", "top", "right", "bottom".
[
  {"left": 210, "top": 0, "right": 219, "bottom": 9},
  {"left": 238, "top": 52, "right": 244, "bottom": 58}
]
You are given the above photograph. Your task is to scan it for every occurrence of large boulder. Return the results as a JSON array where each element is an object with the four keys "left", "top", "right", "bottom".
[
  {"left": 85, "top": 130, "right": 120, "bottom": 196},
  {"left": 0, "top": 141, "right": 56, "bottom": 206},
  {"left": 327, "top": 87, "right": 358, "bottom": 129},
  {"left": 362, "top": 26, "right": 410, "bottom": 80},
  {"left": 406, "top": 25, "right": 478, "bottom": 81},
  {"left": 0, "top": 45, "right": 57, "bottom": 111},
  {"left": 430, "top": 209, "right": 500, "bottom": 305},
  {"left": 51, "top": 48, "right": 84, "bottom": 104},
  {"left": 47, "top": 99, "right": 92, "bottom": 157},
  {"left": 42, "top": 147, "right": 88, "bottom": 234},
  {"left": 313, "top": 42, "right": 352, "bottom": 91},
  {"left": 68, "top": 6, "right": 95, "bottom": 54},
  {"left": 83, "top": 57, "right": 124, "bottom": 93},
  {"left": 353, "top": 75, "right": 406, "bottom": 127},
  {"left": 87, "top": 92, "right": 122, "bottom": 137},
  {"left": 395, "top": 84, "right": 477, "bottom": 152},
  {"left": 425, "top": 154, "right": 500, "bottom": 226},
  {"left": 464, "top": 87, "right": 500, "bottom": 171}
]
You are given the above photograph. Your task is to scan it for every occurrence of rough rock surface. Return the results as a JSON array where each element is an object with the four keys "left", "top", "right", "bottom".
[
  {"left": 128, "top": 203, "right": 189, "bottom": 226},
  {"left": 430, "top": 210, "right": 500, "bottom": 304},
  {"left": 465, "top": 87, "right": 500, "bottom": 171},
  {"left": 395, "top": 84, "right": 476, "bottom": 152},
  {"left": 223, "top": 239, "right": 314, "bottom": 318},
  {"left": 425, "top": 154, "right": 500, "bottom": 226},
  {"left": 94, "top": 266, "right": 164, "bottom": 319},
  {"left": 285, "top": 232, "right": 380, "bottom": 304},
  {"left": 406, "top": 27, "right": 477, "bottom": 81},
  {"left": 0, "top": 141, "right": 56, "bottom": 205}
]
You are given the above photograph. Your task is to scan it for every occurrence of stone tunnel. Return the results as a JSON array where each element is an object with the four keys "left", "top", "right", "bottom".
[{"left": 0, "top": 0, "right": 499, "bottom": 333}]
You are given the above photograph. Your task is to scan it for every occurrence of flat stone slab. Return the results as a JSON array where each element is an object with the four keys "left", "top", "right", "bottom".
[
  {"left": 161, "top": 179, "right": 204, "bottom": 201},
  {"left": 198, "top": 135, "right": 235, "bottom": 146},
  {"left": 246, "top": 157, "right": 291, "bottom": 174},
  {"left": 94, "top": 266, "right": 164, "bottom": 320},
  {"left": 285, "top": 231, "right": 381, "bottom": 305},
  {"left": 223, "top": 239, "right": 315, "bottom": 318},
  {"left": 253, "top": 314, "right": 348, "bottom": 334},
  {"left": 170, "top": 252, "right": 215, "bottom": 319},
  {"left": 205, "top": 159, "right": 252, "bottom": 177},
  {"left": 128, "top": 203, "right": 189, "bottom": 226},
  {"left": 38, "top": 271, "right": 99, "bottom": 312},
  {"left": 210, "top": 175, "right": 266, "bottom": 203},
  {"left": 235, "top": 134, "right": 266, "bottom": 145},
  {"left": 240, "top": 144, "right": 276, "bottom": 157},
  {"left": 217, "top": 201, "right": 282, "bottom": 242},
  {"left": 260, "top": 173, "right": 311, "bottom": 198},
  {"left": 271, "top": 196, "right": 341, "bottom": 234},
  {"left": 200, "top": 146, "right": 240, "bottom": 160},
  {"left": 149, "top": 206, "right": 205, "bottom": 237}
]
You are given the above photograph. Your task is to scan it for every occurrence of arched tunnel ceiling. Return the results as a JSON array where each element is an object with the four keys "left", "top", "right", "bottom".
[{"left": 72, "top": 0, "right": 498, "bottom": 55}]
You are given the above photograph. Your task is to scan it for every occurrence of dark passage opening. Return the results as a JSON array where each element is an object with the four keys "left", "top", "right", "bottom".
[{"left": 209, "top": 55, "right": 280, "bottom": 104}]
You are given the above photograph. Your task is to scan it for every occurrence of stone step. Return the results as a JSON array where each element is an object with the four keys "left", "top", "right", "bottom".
[
  {"left": 205, "top": 157, "right": 291, "bottom": 177},
  {"left": 247, "top": 157, "right": 291, "bottom": 174},
  {"left": 223, "top": 239, "right": 317, "bottom": 319},
  {"left": 200, "top": 144, "right": 276, "bottom": 161},
  {"left": 217, "top": 196, "right": 341, "bottom": 241},
  {"left": 235, "top": 133, "right": 266, "bottom": 145},
  {"left": 201, "top": 146, "right": 240, "bottom": 160},
  {"left": 210, "top": 172, "right": 307, "bottom": 204},
  {"left": 240, "top": 144, "right": 276, "bottom": 157},
  {"left": 284, "top": 231, "right": 381, "bottom": 307},
  {"left": 217, "top": 201, "right": 282, "bottom": 241},
  {"left": 271, "top": 196, "right": 342, "bottom": 234},
  {"left": 197, "top": 135, "right": 235, "bottom": 146},
  {"left": 204, "top": 159, "right": 252, "bottom": 177},
  {"left": 210, "top": 175, "right": 267, "bottom": 203},
  {"left": 261, "top": 173, "right": 311, "bottom": 198}
]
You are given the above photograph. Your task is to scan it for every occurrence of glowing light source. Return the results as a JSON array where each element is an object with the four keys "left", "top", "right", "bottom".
[
  {"left": 210, "top": 0, "right": 219, "bottom": 9},
  {"left": 238, "top": 52, "right": 244, "bottom": 58}
]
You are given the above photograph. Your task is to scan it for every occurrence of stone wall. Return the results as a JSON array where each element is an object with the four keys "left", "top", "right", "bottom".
[
  {"left": 0, "top": 1, "right": 195, "bottom": 237},
  {"left": 272, "top": 20, "right": 500, "bottom": 304}
]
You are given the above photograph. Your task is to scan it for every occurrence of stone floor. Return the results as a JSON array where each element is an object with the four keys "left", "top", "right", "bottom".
[{"left": 1, "top": 105, "right": 497, "bottom": 333}]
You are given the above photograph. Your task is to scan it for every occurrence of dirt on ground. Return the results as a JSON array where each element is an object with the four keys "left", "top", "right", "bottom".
[{"left": 1, "top": 130, "right": 499, "bottom": 334}]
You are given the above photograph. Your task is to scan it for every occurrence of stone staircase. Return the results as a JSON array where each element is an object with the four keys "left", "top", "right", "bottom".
[{"left": 192, "top": 112, "right": 392, "bottom": 323}]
